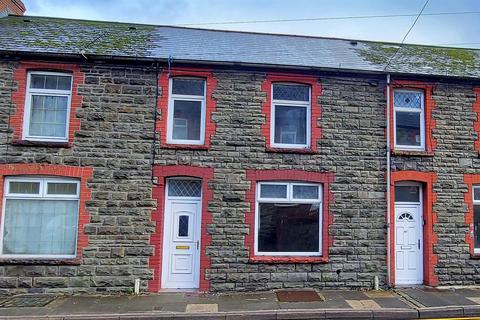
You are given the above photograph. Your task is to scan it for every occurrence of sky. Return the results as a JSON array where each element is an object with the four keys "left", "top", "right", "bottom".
[{"left": 22, "top": 0, "right": 480, "bottom": 49}]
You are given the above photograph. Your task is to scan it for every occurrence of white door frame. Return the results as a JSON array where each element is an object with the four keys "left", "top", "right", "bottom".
[
  {"left": 394, "top": 182, "right": 423, "bottom": 286},
  {"left": 161, "top": 178, "right": 202, "bottom": 289}
]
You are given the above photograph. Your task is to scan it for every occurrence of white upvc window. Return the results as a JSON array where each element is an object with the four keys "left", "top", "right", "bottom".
[
  {"left": 167, "top": 77, "right": 206, "bottom": 145},
  {"left": 1, "top": 177, "right": 80, "bottom": 259},
  {"left": 255, "top": 181, "right": 322, "bottom": 256},
  {"left": 271, "top": 83, "right": 311, "bottom": 149},
  {"left": 23, "top": 71, "right": 73, "bottom": 142},
  {"left": 393, "top": 89, "right": 425, "bottom": 150},
  {"left": 473, "top": 186, "right": 480, "bottom": 254}
]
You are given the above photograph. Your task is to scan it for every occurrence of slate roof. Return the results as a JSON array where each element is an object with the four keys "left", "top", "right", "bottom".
[{"left": 1, "top": 15, "right": 480, "bottom": 79}]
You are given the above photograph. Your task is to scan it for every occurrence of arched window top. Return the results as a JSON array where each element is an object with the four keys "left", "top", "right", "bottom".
[{"left": 398, "top": 212, "right": 414, "bottom": 221}]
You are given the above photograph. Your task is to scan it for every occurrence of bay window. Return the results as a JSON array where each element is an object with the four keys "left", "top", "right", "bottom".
[
  {"left": 271, "top": 83, "right": 311, "bottom": 148},
  {"left": 23, "top": 72, "right": 73, "bottom": 142},
  {"left": 1, "top": 177, "right": 80, "bottom": 258},
  {"left": 393, "top": 89, "right": 425, "bottom": 150},
  {"left": 167, "top": 77, "right": 206, "bottom": 144},
  {"left": 255, "top": 181, "right": 322, "bottom": 256}
]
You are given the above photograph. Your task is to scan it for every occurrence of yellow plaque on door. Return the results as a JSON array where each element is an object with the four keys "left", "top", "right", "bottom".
[{"left": 176, "top": 245, "right": 190, "bottom": 250}]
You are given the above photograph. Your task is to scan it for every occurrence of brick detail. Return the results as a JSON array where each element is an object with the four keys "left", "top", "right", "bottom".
[
  {"left": 261, "top": 74, "right": 322, "bottom": 152},
  {"left": 390, "top": 171, "right": 438, "bottom": 286},
  {"left": 473, "top": 88, "right": 480, "bottom": 152},
  {"left": 157, "top": 68, "right": 218, "bottom": 149},
  {"left": 245, "top": 169, "right": 334, "bottom": 263},
  {"left": 148, "top": 165, "right": 214, "bottom": 292},
  {"left": 10, "top": 61, "right": 84, "bottom": 145},
  {"left": 0, "top": 164, "right": 93, "bottom": 261},
  {"left": 389, "top": 80, "right": 436, "bottom": 153}
]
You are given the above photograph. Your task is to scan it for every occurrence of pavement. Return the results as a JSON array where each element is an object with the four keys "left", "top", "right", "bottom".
[{"left": 1, "top": 287, "right": 480, "bottom": 319}]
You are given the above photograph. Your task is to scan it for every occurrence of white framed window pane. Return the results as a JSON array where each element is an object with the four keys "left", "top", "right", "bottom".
[
  {"left": 274, "top": 105, "right": 307, "bottom": 145},
  {"left": 168, "top": 179, "right": 202, "bottom": 197},
  {"left": 3, "top": 199, "right": 78, "bottom": 255},
  {"left": 178, "top": 215, "right": 189, "bottom": 237},
  {"left": 47, "top": 183, "right": 78, "bottom": 195},
  {"left": 395, "top": 111, "right": 421, "bottom": 146},
  {"left": 172, "top": 100, "right": 202, "bottom": 140},
  {"left": 9, "top": 181, "right": 40, "bottom": 194},
  {"left": 30, "top": 74, "right": 72, "bottom": 90},
  {"left": 292, "top": 185, "right": 319, "bottom": 199},
  {"left": 474, "top": 187, "right": 480, "bottom": 201},
  {"left": 28, "top": 95, "right": 68, "bottom": 138},
  {"left": 395, "top": 185, "right": 420, "bottom": 202},
  {"left": 260, "top": 184, "right": 287, "bottom": 199},
  {"left": 475, "top": 205, "right": 480, "bottom": 249},
  {"left": 258, "top": 203, "right": 319, "bottom": 252},
  {"left": 394, "top": 91, "right": 422, "bottom": 109},
  {"left": 273, "top": 84, "right": 310, "bottom": 102},
  {"left": 172, "top": 78, "right": 205, "bottom": 96}
]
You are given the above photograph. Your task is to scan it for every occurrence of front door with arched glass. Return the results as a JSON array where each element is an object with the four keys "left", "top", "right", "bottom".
[
  {"left": 394, "top": 182, "right": 423, "bottom": 285},
  {"left": 162, "top": 178, "right": 202, "bottom": 289}
]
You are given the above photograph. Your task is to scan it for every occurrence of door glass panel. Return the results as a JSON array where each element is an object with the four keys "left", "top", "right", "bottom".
[
  {"left": 178, "top": 215, "right": 189, "bottom": 237},
  {"left": 168, "top": 179, "right": 201, "bottom": 197},
  {"left": 395, "top": 185, "right": 420, "bottom": 202}
]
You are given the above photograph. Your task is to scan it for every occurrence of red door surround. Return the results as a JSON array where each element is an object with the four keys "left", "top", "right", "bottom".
[{"left": 389, "top": 171, "right": 438, "bottom": 286}]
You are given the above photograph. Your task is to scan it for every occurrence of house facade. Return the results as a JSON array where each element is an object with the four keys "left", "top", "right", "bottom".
[{"left": 0, "top": 14, "right": 480, "bottom": 294}]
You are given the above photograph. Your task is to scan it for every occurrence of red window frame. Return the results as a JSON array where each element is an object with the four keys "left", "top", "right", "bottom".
[
  {"left": 245, "top": 169, "right": 333, "bottom": 263},
  {"left": 0, "top": 164, "right": 93, "bottom": 263},
  {"left": 261, "top": 74, "right": 322, "bottom": 153},
  {"left": 389, "top": 80, "right": 436, "bottom": 155},
  {"left": 10, "top": 61, "right": 84, "bottom": 147},
  {"left": 157, "top": 68, "right": 218, "bottom": 150}
]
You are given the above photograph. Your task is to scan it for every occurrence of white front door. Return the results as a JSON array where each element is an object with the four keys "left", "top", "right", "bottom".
[
  {"left": 395, "top": 204, "right": 423, "bottom": 285},
  {"left": 162, "top": 179, "right": 202, "bottom": 289}
]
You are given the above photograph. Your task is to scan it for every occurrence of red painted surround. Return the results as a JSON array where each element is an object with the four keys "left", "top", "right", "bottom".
[
  {"left": 261, "top": 74, "right": 322, "bottom": 153},
  {"left": 389, "top": 80, "right": 436, "bottom": 154},
  {"left": 148, "top": 165, "right": 214, "bottom": 292},
  {"left": 10, "top": 61, "right": 84, "bottom": 145},
  {"left": 245, "top": 170, "right": 334, "bottom": 263},
  {"left": 389, "top": 171, "right": 438, "bottom": 286},
  {"left": 0, "top": 164, "right": 93, "bottom": 262},
  {"left": 157, "top": 68, "right": 218, "bottom": 150}
]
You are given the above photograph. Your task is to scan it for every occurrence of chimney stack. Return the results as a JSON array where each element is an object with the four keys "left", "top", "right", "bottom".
[{"left": 0, "top": 0, "right": 26, "bottom": 17}]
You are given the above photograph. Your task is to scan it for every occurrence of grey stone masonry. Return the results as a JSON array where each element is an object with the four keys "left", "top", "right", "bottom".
[{"left": 0, "top": 56, "right": 480, "bottom": 294}]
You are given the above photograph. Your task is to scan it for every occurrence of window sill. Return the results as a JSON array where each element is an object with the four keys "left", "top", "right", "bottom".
[
  {"left": 12, "top": 140, "right": 72, "bottom": 148},
  {"left": 391, "top": 149, "right": 434, "bottom": 157},
  {"left": 266, "top": 147, "right": 316, "bottom": 154},
  {"left": 249, "top": 256, "right": 328, "bottom": 264},
  {"left": 0, "top": 257, "right": 81, "bottom": 265},
  {"left": 161, "top": 144, "right": 210, "bottom": 151}
]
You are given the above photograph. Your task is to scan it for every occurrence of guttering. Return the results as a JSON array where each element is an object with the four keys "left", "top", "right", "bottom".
[{"left": 386, "top": 73, "right": 392, "bottom": 287}]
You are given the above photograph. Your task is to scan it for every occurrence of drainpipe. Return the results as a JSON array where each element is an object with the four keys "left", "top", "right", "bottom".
[{"left": 386, "top": 73, "right": 392, "bottom": 287}]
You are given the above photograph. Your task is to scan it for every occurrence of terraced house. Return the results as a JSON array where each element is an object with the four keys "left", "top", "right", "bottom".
[{"left": 0, "top": 8, "right": 480, "bottom": 295}]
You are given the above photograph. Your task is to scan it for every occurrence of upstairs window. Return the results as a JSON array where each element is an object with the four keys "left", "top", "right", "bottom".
[
  {"left": 271, "top": 83, "right": 311, "bottom": 149},
  {"left": 23, "top": 72, "right": 73, "bottom": 142},
  {"left": 167, "top": 78, "right": 206, "bottom": 145},
  {"left": 1, "top": 177, "right": 80, "bottom": 258},
  {"left": 473, "top": 186, "right": 480, "bottom": 254},
  {"left": 255, "top": 181, "right": 322, "bottom": 256},
  {"left": 394, "top": 89, "right": 425, "bottom": 150}
]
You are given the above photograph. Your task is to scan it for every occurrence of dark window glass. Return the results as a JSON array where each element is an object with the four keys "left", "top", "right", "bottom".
[
  {"left": 274, "top": 105, "right": 307, "bottom": 145},
  {"left": 396, "top": 111, "right": 421, "bottom": 146},
  {"left": 475, "top": 205, "right": 480, "bottom": 249},
  {"left": 172, "top": 78, "right": 205, "bottom": 96},
  {"left": 178, "top": 215, "right": 189, "bottom": 237},
  {"left": 172, "top": 100, "right": 202, "bottom": 140},
  {"left": 273, "top": 84, "right": 310, "bottom": 101},
  {"left": 395, "top": 185, "right": 420, "bottom": 202},
  {"left": 30, "top": 74, "right": 72, "bottom": 90},
  {"left": 258, "top": 203, "right": 319, "bottom": 252},
  {"left": 293, "top": 185, "right": 319, "bottom": 199},
  {"left": 260, "top": 184, "right": 287, "bottom": 199},
  {"left": 474, "top": 188, "right": 480, "bottom": 201}
]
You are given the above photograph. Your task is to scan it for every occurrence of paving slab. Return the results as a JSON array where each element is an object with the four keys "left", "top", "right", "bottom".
[
  {"left": 373, "top": 297, "right": 412, "bottom": 309},
  {"left": 346, "top": 299, "right": 381, "bottom": 310},
  {"left": 278, "top": 301, "right": 326, "bottom": 309},
  {"left": 400, "top": 288, "right": 478, "bottom": 307}
]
